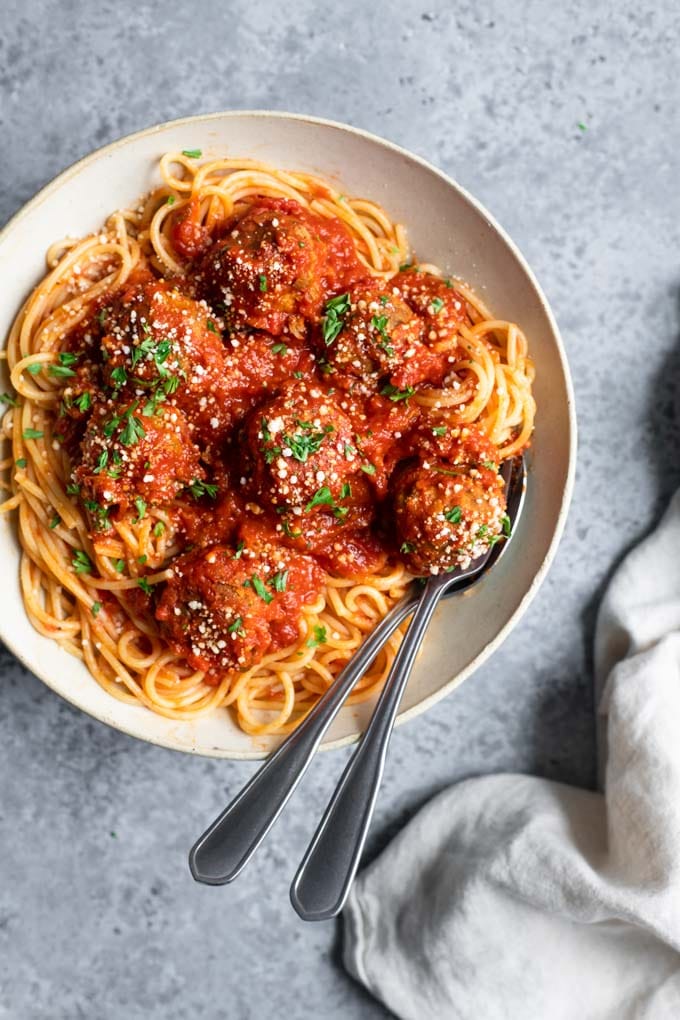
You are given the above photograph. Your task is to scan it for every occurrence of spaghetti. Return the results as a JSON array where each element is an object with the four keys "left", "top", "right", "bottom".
[{"left": 0, "top": 153, "right": 535, "bottom": 736}]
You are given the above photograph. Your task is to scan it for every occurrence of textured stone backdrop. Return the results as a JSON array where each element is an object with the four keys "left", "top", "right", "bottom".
[{"left": 1, "top": 2, "right": 679, "bottom": 1017}]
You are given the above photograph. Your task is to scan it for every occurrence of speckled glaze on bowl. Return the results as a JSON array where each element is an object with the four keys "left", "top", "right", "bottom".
[{"left": 0, "top": 111, "right": 576, "bottom": 758}]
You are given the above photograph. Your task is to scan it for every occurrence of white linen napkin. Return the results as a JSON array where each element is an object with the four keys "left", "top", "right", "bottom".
[{"left": 343, "top": 491, "right": 680, "bottom": 1019}]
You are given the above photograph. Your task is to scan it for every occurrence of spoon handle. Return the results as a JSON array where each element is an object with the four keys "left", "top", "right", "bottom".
[
  {"left": 290, "top": 576, "right": 444, "bottom": 921},
  {"left": 188, "top": 590, "right": 417, "bottom": 885}
]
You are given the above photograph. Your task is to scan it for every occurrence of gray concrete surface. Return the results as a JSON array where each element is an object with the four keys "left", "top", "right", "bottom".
[{"left": 2, "top": 1, "right": 680, "bottom": 1017}]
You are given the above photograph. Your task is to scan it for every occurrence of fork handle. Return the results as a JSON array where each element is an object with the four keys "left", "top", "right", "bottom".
[
  {"left": 188, "top": 591, "right": 417, "bottom": 885},
  {"left": 290, "top": 576, "right": 444, "bottom": 920}
]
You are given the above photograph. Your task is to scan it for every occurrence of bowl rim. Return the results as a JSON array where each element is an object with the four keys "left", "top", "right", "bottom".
[{"left": 0, "top": 109, "right": 577, "bottom": 758}]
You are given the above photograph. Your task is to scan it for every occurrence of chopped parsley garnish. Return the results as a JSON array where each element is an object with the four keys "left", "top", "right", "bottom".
[
  {"left": 119, "top": 412, "right": 146, "bottom": 447},
  {"left": 444, "top": 506, "right": 462, "bottom": 524},
  {"left": 110, "top": 366, "right": 127, "bottom": 389},
  {"left": 399, "top": 262, "right": 413, "bottom": 272},
  {"left": 281, "top": 518, "right": 302, "bottom": 539},
  {"left": 251, "top": 574, "right": 274, "bottom": 604},
  {"left": 340, "top": 482, "right": 352, "bottom": 499},
  {"left": 577, "top": 122, "right": 587, "bottom": 132},
  {"left": 322, "top": 292, "right": 350, "bottom": 346},
  {"left": 482, "top": 460, "right": 496, "bottom": 469},
  {"left": 371, "top": 315, "right": 394, "bottom": 357},
  {"left": 137, "top": 555, "right": 148, "bottom": 565},
  {"left": 49, "top": 515, "right": 61, "bottom": 529},
  {"left": 111, "top": 558, "right": 125, "bottom": 573},
  {"left": 379, "top": 295, "right": 389, "bottom": 306},
  {"left": 380, "top": 384, "right": 415, "bottom": 402},
  {"left": 66, "top": 483, "right": 81, "bottom": 495},
  {"left": 93, "top": 450, "right": 109, "bottom": 474},
  {"left": 59, "top": 352, "right": 79, "bottom": 366},
  {"left": 400, "top": 541, "right": 415, "bottom": 554},
  {"left": 282, "top": 422, "right": 333, "bottom": 463},
  {"left": 293, "top": 370, "right": 303, "bottom": 379},
  {"left": 444, "top": 278, "right": 454, "bottom": 289},
  {"left": 305, "top": 486, "right": 335, "bottom": 511},
  {"left": 430, "top": 297, "right": 444, "bottom": 315},
  {"left": 182, "top": 148, "right": 202, "bottom": 158},
  {"left": 258, "top": 274, "right": 268, "bottom": 292},
  {"left": 187, "top": 479, "right": 219, "bottom": 499},
  {"left": 15, "top": 458, "right": 27, "bottom": 469},
  {"left": 206, "top": 319, "right": 217, "bottom": 333},
  {"left": 153, "top": 521, "right": 166, "bottom": 538},
  {"left": 49, "top": 363, "right": 76, "bottom": 378},
  {"left": 26, "top": 363, "right": 42, "bottom": 375},
  {"left": 477, "top": 525, "right": 489, "bottom": 539},
  {"left": 270, "top": 569, "right": 289, "bottom": 593},
  {"left": 137, "top": 578, "right": 154, "bottom": 595},
  {"left": 74, "top": 391, "right": 92, "bottom": 412},
  {"left": 432, "top": 426, "right": 447, "bottom": 437},
  {"left": 344, "top": 443, "right": 356, "bottom": 459},
  {"left": 22, "top": 428, "right": 44, "bottom": 440},
  {"left": 72, "top": 549, "right": 92, "bottom": 574},
  {"left": 306, "top": 625, "right": 327, "bottom": 648},
  {"left": 91, "top": 601, "right": 102, "bottom": 617},
  {"left": 228, "top": 616, "right": 245, "bottom": 635},
  {"left": 98, "top": 308, "right": 108, "bottom": 325},
  {"left": 361, "top": 463, "right": 376, "bottom": 476},
  {"left": 272, "top": 342, "right": 288, "bottom": 355},
  {"left": 0, "top": 392, "right": 19, "bottom": 407},
  {"left": 501, "top": 514, "right": 512, "bottom": 537},
  {"left": 134, "top": 497, "right": 147, "bottom": 522},
  {"left": 166, "top": 195, "right": 175, "bottom": 206}
]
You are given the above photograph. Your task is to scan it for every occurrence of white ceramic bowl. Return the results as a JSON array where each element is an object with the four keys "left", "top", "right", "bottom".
[{"left": 0, "top": 111, "right": 576, "bottom": 758}]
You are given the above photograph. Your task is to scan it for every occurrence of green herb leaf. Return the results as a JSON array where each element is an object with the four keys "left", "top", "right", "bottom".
[
  {"left": 120, "top": 414, "right": 145, "bottom": 446},
  {"left": 206, "top": 319, "right": 217, "bottom": 333},
  {"left": 251, "top": 574, "right": 274, "bottom": 604},
  {"left": 134, "top": 497, "right": 147, "bottom": 522},
  {"left": 322, "top": 292, "right": 350, "bottom": 346},
  {"left": 182, "top": 148, "right": 202, "bottom": 158},
  {"left": 482, "top": 460, "right": 497, "bottom": 469},
  {"left": 400, "top": 541, "right": 415, "bottom": 554},
  {"left": 110, "top": 366, "right": 127, "bottom": 389},
  {"left": 111, "top": 558, "right": 125, "bottom": 573},
  {"left": 187, "top": 478, "right": 219, "bottom": 499},
  {"left": 228, "top": 616, "right": 245, "bottom": 635},
  {"left": 501, "top": 514, "right": 512, "bottom": 537},
  {"left": 49, "top": 364, "right": 76, "bottom": 378},
  {"left": 59, "top": 352, "right": 79, "bottom": 366},
  {"left": 166, "top": 195, "right": 175, "bottom": 205},
  {"left": 293, "top": 370, "right": 303, "bottom": 379},
  {"left": 430, "top": 297, "right": 444, "bottom": 315},
  {"left": 49, "top": 514, "right": 61, "bottom": 529},
  {"left": 272, "top": 342, "right": 288, "bottom": 355},
  {"left": 26, "top": 363, "right": 42, "bottom": 375},
  {"left": 137, "top": 577, "right": 154, "bottom": 595},
  {"left": 72, "top": 549, "right": 92, "bottom": 574},
  {"left": 270, "top": 569, "right": 289, "bottom": 593},
  {"left": 258, "top": 274, "right": 268, "bottom": 292},
  {"left": 444, "top": 506, "right": 462, "bottom": 524},
  {"left": 93, "top": 450, "right": 109, "bottom": 474},
  {"left": 153, "top": 521, "right": 166, "bottom": 538},
  {"left": 233, "top": 540, "right": 245, "bottom": 559},
  {"left": 361, "top": 463, "right": 376, "bottom": 476},
  {"left": 66, "top": 483, "right": 81, "bottom": 495},
  {"left": 15, "top": 458, "right": 27, "bottom": 468},
  {"left": 23, "top": 428, "right": 44, "bottom": 440},
  {"left": 477, "top": 524, "right": 489, "bottom": 539},
  {"left": 91, "top": 601, "right": 102, "bottom": 617},
  {"left": 74, "top": 391, "right": 92, "bottom": 412},
  {"left": 432, "top": 426, "right": 447, "bottom": 437},
  {"left": 380, "top": 384, "right": 415, "bottom": 403},
  {"left": 305, "top": 486, "right": 334, "bottom": 512},
  {"left": 340, "top": 482, "right": 352, "bottom": 499},
  {"left": 306, "top": 624, "right": 327, "bottom": 648},
  {"left": 0, "top": 392, "right": 19, "bottom": 407}
]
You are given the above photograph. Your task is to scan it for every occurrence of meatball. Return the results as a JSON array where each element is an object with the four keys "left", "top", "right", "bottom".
[
  {"left": 405, "top": 419, "right": 501, "bottom": 470},
  {"left": 396, "top": 269, "right": 470, "bottom": 342},
  {"left": 75, "top": 399, "right": 204, "bottom": 516},
  {"left": 392, "top": 453, "right": 506, "bottom": 575},
  {"left": 155, "top": 542, "right": 323, "bottom": 677},
  {"left": 243, "top": 381, "right": 362, "bottom": 513},
  {"left": 320, "top": 283, "right": 425, "bottom": 395},
  {"left": 194, "top": 198, "right": 330, "bottom": 338},
  {"left": 218, "top": 329, "right": 314, "bottom": 423},
  {"left": 100, "top": 277, "right": 232, "bottom": 448}
]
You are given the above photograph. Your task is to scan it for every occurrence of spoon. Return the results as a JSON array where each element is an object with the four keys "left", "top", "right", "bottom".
[
  {"left": 290, "top": 455, "right": 526, "bottom": 920},
  {"left": 189, "top": 456, "right": 525, "bottom": 889}
]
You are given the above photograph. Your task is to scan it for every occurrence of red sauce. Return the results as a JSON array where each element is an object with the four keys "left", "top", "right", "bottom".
[{"left": 69, "top": 197, "right": 509, "bottom": 674}]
